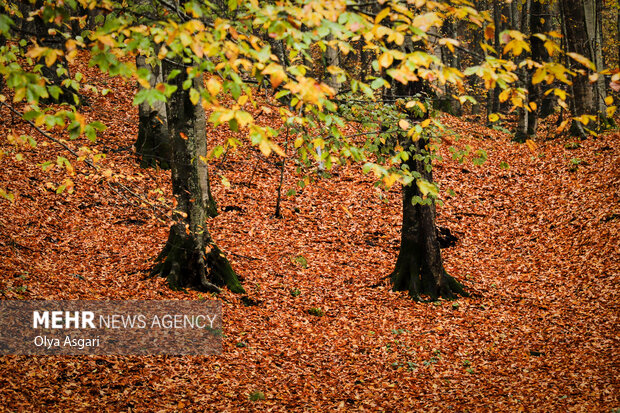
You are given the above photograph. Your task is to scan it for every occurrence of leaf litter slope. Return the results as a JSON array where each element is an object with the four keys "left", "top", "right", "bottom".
[{"left": 0, "top": 62, "right": 618, "bottom": 411}]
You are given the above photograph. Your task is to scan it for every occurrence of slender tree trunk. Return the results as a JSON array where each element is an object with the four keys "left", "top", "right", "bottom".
[
  {"left": 151, "top": 60, "right": 243, "bottom": 293},
  {"left": 514, "top": 0, "right": 531, "bottom": 142},
  {"left": 324, "top": 34, "right": 341, "bottom": 94},
  {"left": 487, "top": 1, "right": 503, "bottom": 121},
  {"left": 527, "top": 0, "right": 553, "bottom": 135},
  {"left": 135, "top": 55, "right": 172, "bottom": 169},
  {"left": 437, "top": 17, "right": 461, "bottom": 116}
]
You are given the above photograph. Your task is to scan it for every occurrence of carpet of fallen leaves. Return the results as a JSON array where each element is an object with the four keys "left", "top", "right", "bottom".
[{"left": 0, "top": 55, "right": 618, "bottom": 412}]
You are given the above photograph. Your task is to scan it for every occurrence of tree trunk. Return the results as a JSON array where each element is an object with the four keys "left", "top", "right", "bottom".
[
  {"left": 388, "top": 80, "right": 466, "bottom": 300},
  {"left": 437, "top": 17, "right": 461, "bottom": 116},
  {"left": 23, "top": 1, "right": 80, "bottom": 105},
  {"left": 390, "top": 150, "right": 466, "bottom": 300},
  {"left": 135, "top": 55, "right": 172, "bottom": 169},
  {"left": 487, "top": 1, "right": 504, "bottom": 121},
  {"left": 514, "top": 0, "right": 531, "bottom": 143},
  {"left": 617, "top": 4, "right": 620, "bottom": 69},
  {"left": 561, "top": 0, "right": 609, "bottom": 135},
  {"left": 324, "top": 34, "right": 341, "bottom": 94},
  {"left": 527, "top": 0, "right": 554, "bottom": 135},
  {"left": 151, "top": 59, "right": 243, "bottom": 294}
]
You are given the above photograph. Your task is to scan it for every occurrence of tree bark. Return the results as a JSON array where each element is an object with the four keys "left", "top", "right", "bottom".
[
  {"left": 135, "top": 55, "right": 172, "bottom": 169},
  {"left": 390, "top": 146, "right": 466, "bottom": 300},
  {"left": 560, "top": 0, "right": 609, "bottom": 136},
  {"left": 388, "top": 80, "right": 466, "bottom": 300},
  {"left": 324, "top": 34, "right": 341, "bottom": 94},
  {"left": 151, "top": 60, "right": 243, "bottom": 294},
  {"left": 527, "top": 0, "right": 554, "bottom": 135},
  {"left": 514, "top": 0, "right": 531, "bottom": 143},
  {"left": 23, "top": 1, "right": 80, "bottom": 105}
]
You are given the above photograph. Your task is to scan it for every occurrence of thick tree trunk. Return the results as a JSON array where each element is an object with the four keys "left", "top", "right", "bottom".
[
  {"left": 390, "top": 152, "right": 466, "bottom": 301},
  {"left": 388, "top": 79, "right": 466, "bottom": 299},
  {"left": 135, "top": 55, "right": 172, "bottom": 169},
  {"left": 151, "top": 60, "right": 243, "bottom": 293}
]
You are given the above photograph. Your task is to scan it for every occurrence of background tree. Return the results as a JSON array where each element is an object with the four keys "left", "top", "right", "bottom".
[
  {"left": 560, "top": 0, "right": 610, "bottom": 136},
  {"left": 135, "top": 54, "right": 171, "bottom": 169}
]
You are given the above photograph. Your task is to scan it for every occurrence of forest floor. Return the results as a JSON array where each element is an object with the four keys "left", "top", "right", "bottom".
[{"left": 0, "top": 56, "right": 618, "bottom": 411}]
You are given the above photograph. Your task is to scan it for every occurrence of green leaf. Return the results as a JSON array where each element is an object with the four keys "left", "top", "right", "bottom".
[
  {"left": 370, "top": 77, "right": 387, "bottom": 90},
  {"left": 416, "top": 179, "right": 438, "bottom": 198},
  {"left": 189, "top": 88, "right": 200, "bottom": 105},
  {"left": 0, "top": 187, "right": 14, "bottom": 202},
  {"left": 167, "top": 69, "right": 182, "bottom": 80}
]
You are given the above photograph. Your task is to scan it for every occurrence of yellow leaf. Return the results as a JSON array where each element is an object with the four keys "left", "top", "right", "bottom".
[
  {"left": 45, "top": 49, "right": 62, "bottom": 67},
  {"left": 416, "top": 179, "right": 438, "bottom": 197},
  {"left": 26, "top": 46, "right": 47, "bottom": 59},
  {"left": 488, "top": 113, "right": 499, "bottom": 123},
  {"left": 378, "top": 52, "right": 393, "bottom": 69},
  {"left": 606, "top": 105, "right": 616, "bottom": 117},
  {"left": 218, "top": 110, "right": 235, "bottom": 123},
  {"left": 13, "top": 87, "right": 26, "bottom": 102},
  {"left": 189, "top": 88, "right": 200, "bottom": 105},
  {"left": 340, "top": 205, "right": 352, "bottom": 218},
  {"left": 531, "top": 68, "right": 546, "bottom": 85},
  {"left": 556, "top": 119, "right": 569, "bottom": 133},
  {"left": 65, "top": 39, "right": 77, "bottom": 52},
  {"left": 567, "top": 52, "right": 595, "bottom": 71},
  {"left": 420, "top": 119, "right": 431, "bottom": 128},
  {"left": 271, "top": 141, "right": 286, "bottom": 157},
  {"left": 604, "top": 96, "right": 613, "bottom": 106},
  {"left": 375, "top": 7, "right": 390, "bottom": 24},
  {"left": 0, "top": 188, "right": 14, "bottom": 202},
  {"left": 498, "top": 89, "right": 511, "bottom": 103},
  {"left": 235, "top": 111, "right": 253, "bottom": 127},
  {"left": 503, "top": 39, "right": 530, "bottom": 56},
  {"left": 383, "top": 173, "right": 398, "bottom": 188},
  {"left": 97, "top": 35, "right": 115, "bottom": 47},
  {"left": 525, "top": 139, "right": 537, "bottom": 153},
  {"left": 553, "top": 88, "right": 566, "bottom": 101},
  {"left": 206, "top": 78, "right": 221, "bottom": 96},
  {"left": 574, "top": 114, "right": 594, "bottom": 125},
  {"left": 294, "top": 137, "right": 304, "bottom": 148},
  {"left": 258, "top": 139, "right": 271, "bottom": 156},
  {"left": 398, "top": 119, "right": 410, "bottom": 130},
  {"left": 529, "top": 102, "right": 537, "bottom": 111}
]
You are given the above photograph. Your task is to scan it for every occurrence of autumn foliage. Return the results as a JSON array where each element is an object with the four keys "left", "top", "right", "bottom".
[{"left": 0, "top": 48, "right": 618, "bottom": 410}]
